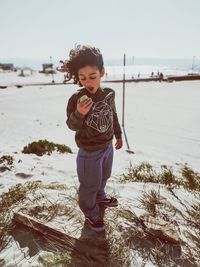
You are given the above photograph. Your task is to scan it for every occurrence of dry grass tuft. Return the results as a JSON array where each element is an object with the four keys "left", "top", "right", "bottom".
[
  {"left": 138, "top": 189, "right": 162, "bottom": 217},
  {"left": 120, "top": 162, "right": 200, "bottom": 192},
  {"left": 184, "top": 230, "right": 200, "bottom": 262},
  {"left": 0, "top": 155, "right": 14, "bottom": 166},
  {"left": 27, "top": 202, "right": 74, "bottom": 222},
  {"left": 0, "top": 155, "right": 14, "bottom": 172},
  {"left": 38, "top": 251, "right": 71, "bottom": 266},
  {"left": 0, "top": 181, "right": 43, "bottom": 213},
  {"left": 159, "top": 165, "right": 178, "bottom": 187},
  {"left": 0, "top": 213, "right": 13, "bottom": 251},
  {"left": 187, "top": 203, "right": 200, "bottom": 222},
  {"left": 120, "top": 162, "right": 158, "bottom": 184},
  {"left": 22, "top": 139, "right": 72, "bottom": 156},
  {"left": 180, "top": 164, "right": 200, "bottom": 191},
  {"left": 44, "top": 183, "right": 69, "bottom": 191}
]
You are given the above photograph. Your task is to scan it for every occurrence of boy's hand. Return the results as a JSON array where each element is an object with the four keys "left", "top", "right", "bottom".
[
  {"left": 115, "top": 138, "right": 123, "bottom": 150},
  {"left": 77, "top": 98, "right": 93, "bottom": 116}
]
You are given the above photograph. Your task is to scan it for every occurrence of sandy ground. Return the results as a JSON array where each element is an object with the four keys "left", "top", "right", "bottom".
[{"left": 0, "top": 73, "right": 200, "bottom": 266}]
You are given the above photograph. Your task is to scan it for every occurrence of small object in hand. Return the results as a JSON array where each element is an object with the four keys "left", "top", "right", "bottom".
[{"left": 79, "top": 95, "right": 89, "bottom": 103}]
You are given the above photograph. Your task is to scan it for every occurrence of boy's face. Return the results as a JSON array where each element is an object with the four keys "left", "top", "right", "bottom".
[{"left": 78, "top": 65, "right": 105, "bottom": 94}]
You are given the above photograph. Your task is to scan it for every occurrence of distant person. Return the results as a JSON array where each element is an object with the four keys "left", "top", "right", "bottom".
[
  {"left": 57, "top": 45, "right": 123, "bottom": 232},
  {"left": 151, "top": 71, "right": 154, "bottom": 77},
  {"left": 157, "top": 71, "right": 160, "bottom": 77},
  {"left": 138, "top": 72, "right": 140, "bottom": 78},
  {"left": 159, "top": 72, "right": 164, "bottom": 81}
]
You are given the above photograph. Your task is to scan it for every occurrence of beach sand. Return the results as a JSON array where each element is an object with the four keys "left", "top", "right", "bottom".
[{"left": 0, "top": 73, "right": 200, "bottom": 266}]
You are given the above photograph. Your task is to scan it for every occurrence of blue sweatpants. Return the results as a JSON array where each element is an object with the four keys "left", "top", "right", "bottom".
[{"left": 76, "top": 143, "right": 113, "bottom": 219}]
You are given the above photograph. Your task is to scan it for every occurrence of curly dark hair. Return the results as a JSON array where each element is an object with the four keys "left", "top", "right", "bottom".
[{"left": 57, "top": 44, "right": 104, "bottom": 85}]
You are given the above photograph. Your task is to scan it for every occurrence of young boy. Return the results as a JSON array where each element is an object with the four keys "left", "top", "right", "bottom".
[{"left": 58, "top": 45, "right": 123, "bottom": 232}]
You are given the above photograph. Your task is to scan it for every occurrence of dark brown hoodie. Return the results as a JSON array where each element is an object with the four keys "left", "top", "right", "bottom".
[{"left": 66, "top": 87, "right": 122, "bottom": 151}]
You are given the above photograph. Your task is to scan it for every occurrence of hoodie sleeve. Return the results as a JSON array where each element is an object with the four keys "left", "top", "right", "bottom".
[
  {"left": 112, "top": 91, "right": 122, "bottom": 139},
  {"left": 66, "top": 94, "right": 85, "bottom": 131}
]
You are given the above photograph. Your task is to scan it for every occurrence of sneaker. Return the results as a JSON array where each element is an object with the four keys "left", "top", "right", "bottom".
[
  {"left": 98, "top": 196, "right": 118, "bottom": 207},
  {"left": 85, "top": 217, "right": 105, "bottom": 232}
]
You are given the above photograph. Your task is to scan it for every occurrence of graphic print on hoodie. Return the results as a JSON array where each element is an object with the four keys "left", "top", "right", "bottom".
[{"left": 85, "top": 92, "right": 114, "bottom": 133}]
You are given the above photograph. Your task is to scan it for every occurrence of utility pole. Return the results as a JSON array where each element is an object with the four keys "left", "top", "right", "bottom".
[
  {"left": 132, "top": 56, "right": 135, "bottom": 78},
  {"left": 192, "top": 56, "right": 195, "bottom": 71},
  {"left": 122, "top": 53, "right": 134, "bottom": 154},
  {"left": 132, "top": 56, "right": 135, "bottom": 65}
]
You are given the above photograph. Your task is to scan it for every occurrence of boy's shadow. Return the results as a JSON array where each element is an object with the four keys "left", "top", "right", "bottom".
[
  {"left": 68, "top": 206, "right": 110, "bottom": 267},
  {"left": 11, "top": 207, "right": 110, "bottom": 267},
  {"left": 11, "top": 223, "right": 56, "bottom": 257}
]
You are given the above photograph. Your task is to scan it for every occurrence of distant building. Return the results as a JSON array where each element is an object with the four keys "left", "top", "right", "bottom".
[
  {"left": 0, "top": 63, "right": 14, "bottom": 71},
  {"left": 39, "top": 63, "right": 56, "bottom": 74}
]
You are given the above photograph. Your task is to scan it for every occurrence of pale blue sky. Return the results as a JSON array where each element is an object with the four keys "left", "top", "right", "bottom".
[{"left": 0, "top": 0, "right": 200, "bottom": 61}]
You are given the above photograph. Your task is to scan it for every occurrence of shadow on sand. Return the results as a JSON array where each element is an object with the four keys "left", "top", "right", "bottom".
[{"left": 11, "top": 207, "right": 199, "bottom": 267}]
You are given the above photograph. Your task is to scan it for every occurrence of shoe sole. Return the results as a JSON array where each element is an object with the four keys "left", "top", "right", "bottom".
[
  {"left": 99, "top": 202, "right": 118, "bottom": 208},
  {"left": 85, "top": 219, "right": 106, "bottom": 233},
  {"left": 87, "top": 224, "right": 106, "bottom": 232}
]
